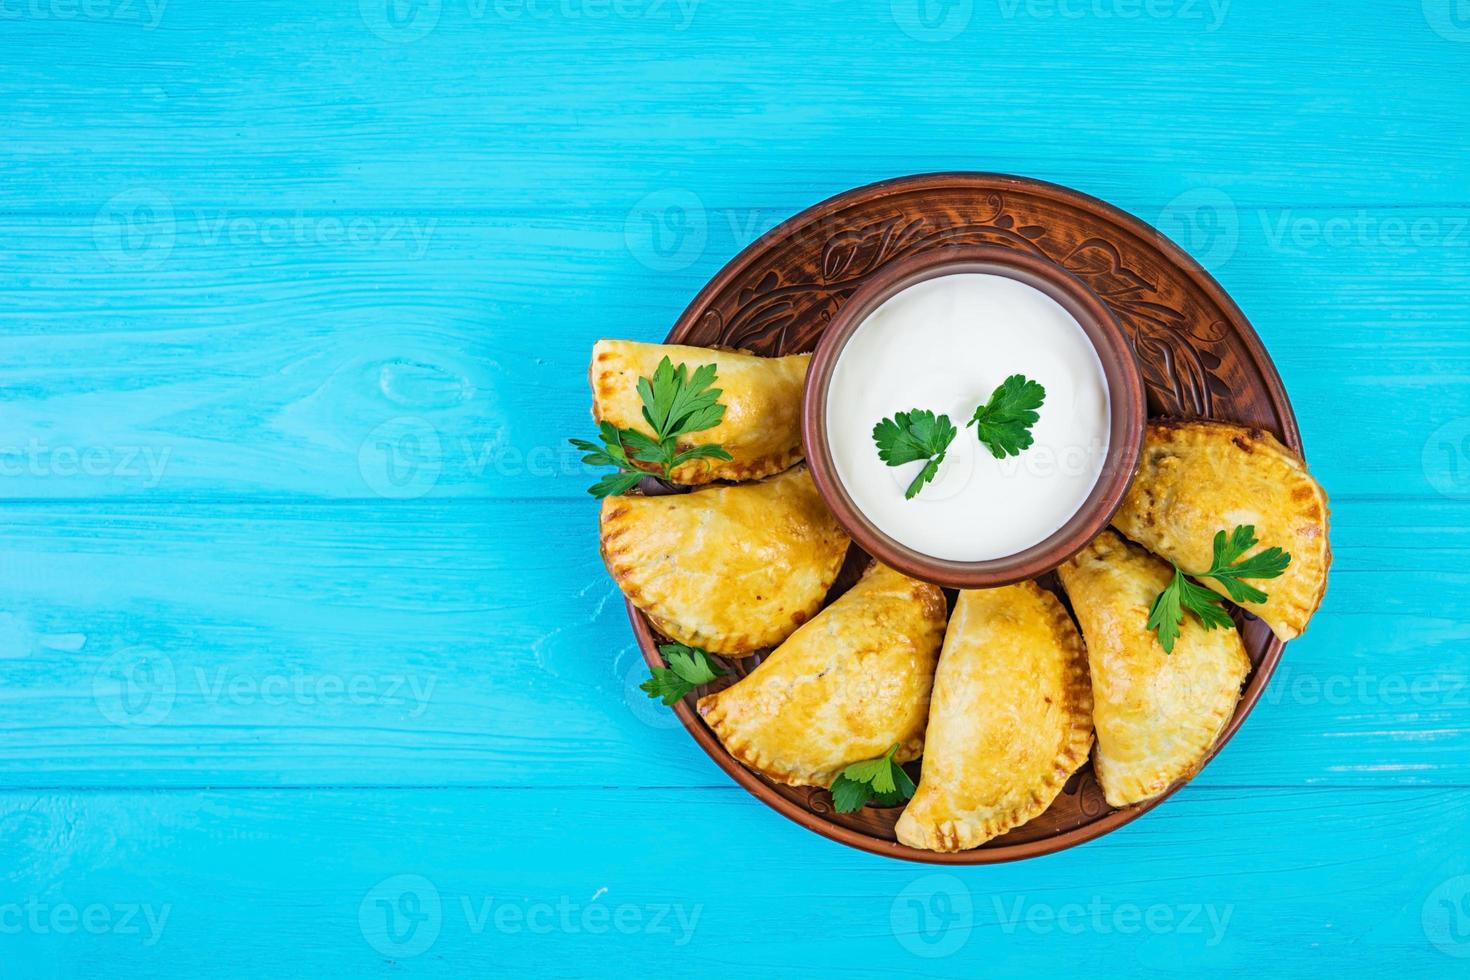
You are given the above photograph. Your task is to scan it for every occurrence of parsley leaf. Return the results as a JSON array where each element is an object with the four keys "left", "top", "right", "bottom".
[
  {"left": 828, "top": 774, "right": 874, "bottom": 813},
  {"left": 570, "top": 421, "right": 645, "bottom": 498},
  {"left": 571, "top": 356, "right": 732, "bottom": 497},
  {"left": 872, "top": 409, "right": 958, "bottom": 500},
  {"left": 1145, "top": 569, "right": 1186, "bottom": 654},
  {"left": 639, "top": 359, "right": 724, "bottom": 438},
  {"left": 1147, "top": 564, "right": 1234, "bottom": 653},
  {"left": 1204, "top": 525, "right": 1292, "bottom": 604},
  {"left": 828, "top": 745, "right": 917, "bottom": 812},
  {"left": 967, "top": 374, "right": 1046, "bottom": 458},
  {"left": 670, "top": 443, "right": 734, "bottom": 470},
  {"left": 587, "top": 470, "right": 645, "bottom": 499},
  {"left": 1145, "top": 525, "right": 1292, "bottom": 653},
  {"left": 639, "top": 643, "right": 727, "bottom": 706}
]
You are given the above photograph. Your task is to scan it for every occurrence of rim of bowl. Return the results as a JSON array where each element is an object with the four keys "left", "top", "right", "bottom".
[{"left": 801, "top": 244, "right": 1146, "bottom": 589}]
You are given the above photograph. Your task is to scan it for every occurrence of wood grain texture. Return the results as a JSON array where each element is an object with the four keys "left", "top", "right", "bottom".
[
  {"left": 0, "top": 787, "right": 1466, "bottom": 977},
  {"left": 0, "top": 209, "right": 1465, "bottom": 499},
  {"left": 3, "top": 1, "right": 1467, "bottom": 211},
  {"left": 3, "top": 0, "right": 1468, "bottom": 973},
  {"left": 0, "top": 498, "right": 1463, "bottom": 789}
]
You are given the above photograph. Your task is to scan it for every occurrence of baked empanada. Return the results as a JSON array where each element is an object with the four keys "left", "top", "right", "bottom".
[
  {"left": 599, "top": 467, "right": 848, "bottom": 656},
  {"left": 1058, "top": 531, "right": 1249, "bottom": 808},
  {"left": 697, "top": 562, "right": 947, "bottom": 786},
  {"left": 895, "top": 582, "right": 1093, "bottom": 852},
  {"left": 1112, "top": 419, "right": 1330, "bottom": 641},
  {"left": 590, "top": 339, "right": 809, "bottom": 484}
]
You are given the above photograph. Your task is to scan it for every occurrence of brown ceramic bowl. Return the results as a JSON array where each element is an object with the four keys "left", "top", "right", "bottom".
[{"left": 801, "top": 244, "right": 1146, "bottom": 588}]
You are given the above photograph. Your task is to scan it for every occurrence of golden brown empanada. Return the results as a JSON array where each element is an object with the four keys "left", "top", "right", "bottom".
[
  {"left": 696, "top": 562, "right": 946, "bottom": 786},
  {"left": 599, "top": 466, "right": 848, "bottom": 656},
  {"left": 895, "top": 582, "right": 1093, "bottom": 852},
  {"left": 1112, "top": 419, "right": 1330, "bottom": 641},
  {"left": 590, "top": 339, "right": 809, "bottom": 484},
  {"left": 1058, "top": 531, "right": 1250, "bottom": 808}
]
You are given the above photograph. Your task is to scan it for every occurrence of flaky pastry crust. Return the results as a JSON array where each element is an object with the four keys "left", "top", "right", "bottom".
[
  {"left": 697, "top": 562, "right": 947, "bottom": 786},
  {"left": 590, "top": 339, "right": 809, "bottom": 484},
  {"left": 1059, "top": 530, "right": 1249, "bottom": 808},
  {"left": 599, "top": 467, "right": 848, "bottom": 656},
  {"left": 895, "top": 582, "right": 1093, "bottom": 852},
  {"left": 1111, "top": 419, "right": 1330, "bottom": 641}
]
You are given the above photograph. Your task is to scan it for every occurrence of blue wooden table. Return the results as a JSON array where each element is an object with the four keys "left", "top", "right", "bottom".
[{"left": 4, "top": 1, "right": 1469, "bottom": 975}]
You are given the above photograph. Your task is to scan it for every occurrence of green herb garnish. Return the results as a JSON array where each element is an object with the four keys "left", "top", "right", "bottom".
[
  {"left": 967, "top": 374, "right": 1046, "bottom": 458},
  {"left": 639, "top": 642, "right": 727, "bottom": 705},
  {"left": 829, "top": 744, "right": 917, "bottom": 813},
  {"left": 1146, "top": 525, "right": 1292, "bottom": 653},
  {"left": 569, "top": 421, "right": 647, "bottom": 499},
  {"left": 872, "top": 409, "right": 958, "bottom": 500},
  {"left": 1146, "top": 565, "right": 1237, "bottom": 654},
  {"left": 570, "top": 357, "right": 733, "bottom": 498}
]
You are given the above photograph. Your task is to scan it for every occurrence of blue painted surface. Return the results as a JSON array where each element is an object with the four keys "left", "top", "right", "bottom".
[{"left": 2, "top": 1, "right": 1468, "bottom": 975}]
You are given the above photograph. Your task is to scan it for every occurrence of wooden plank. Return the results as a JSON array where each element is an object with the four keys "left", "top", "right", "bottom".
[
  {"left": 0, "top": 209, "right": 1464, "bottom": 500},
  {"left": 3, "top": 4, "right": 1466, "bottom": 975},
  {"left": 0, "top": 497, "right": 1462, "bottom": 788},
  {"left": 0, "top": 785, "right": 1464, "bottom": 976},
  {"left": 3, "top": 1, "right": 1468, "bottom": 212}
]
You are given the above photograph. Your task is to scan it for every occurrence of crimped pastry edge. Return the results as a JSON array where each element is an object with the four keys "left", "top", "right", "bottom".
[
  {"left": 1117, "top": 418, "right": 1331, "bottom": 641},
  {"left": 597, "top": 469, "right": 846, "bottom": 656},
  {"left": 696, "top": 564, "right": 947, "bottom": 787},
  {"left": 697, "top": 692, "right": 927, "bottom": 788},
  {"left": 1061, "top": 530, "right": 1249, "bottom": 809},
  {"left": 897, "top": 582, "right": 1096, "bottom": 852},
  {"left": 588, "top": 340, "right": 808, "bottom": 485}
]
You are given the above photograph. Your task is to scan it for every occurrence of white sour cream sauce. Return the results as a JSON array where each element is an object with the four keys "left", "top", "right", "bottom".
[{"left": 827, "top": 273, "right": 1111, "bottom": 562}]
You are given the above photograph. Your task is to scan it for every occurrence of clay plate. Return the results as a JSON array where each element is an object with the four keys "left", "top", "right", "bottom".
[{"left": 626, "top": 172, "right": 1301, "bottom": 864}]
